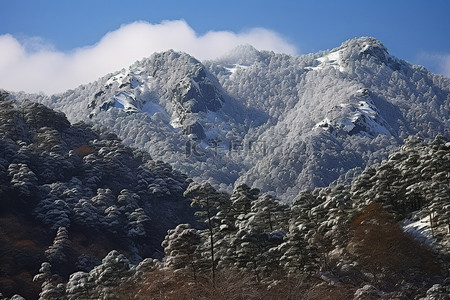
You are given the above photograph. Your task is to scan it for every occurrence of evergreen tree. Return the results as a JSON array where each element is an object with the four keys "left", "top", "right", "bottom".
[
  {"left": 33, "top": 262, "right": 65, "bottom": 300},
  {"left": 184, "top": 182, "right": 229, "bottom": 281},
  {"left": 162, "top": 224, "right": 203, "bottom": 279}
]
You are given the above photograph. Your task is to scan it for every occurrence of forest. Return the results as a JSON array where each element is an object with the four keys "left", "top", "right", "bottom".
[{"left": 0, "top": 92, "right": 449, "bottom": 299}]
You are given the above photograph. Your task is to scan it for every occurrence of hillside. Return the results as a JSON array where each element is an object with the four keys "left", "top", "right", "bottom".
[
  {"left": 0, "top": 94, "right": 196, "bottom": 299},
  {"left": 4, "top": 126, "right": 447, "bottom": 299}
]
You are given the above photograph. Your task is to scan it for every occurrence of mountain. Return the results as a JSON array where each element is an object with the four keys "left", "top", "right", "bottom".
[
  {"left": 10, "top": 37, "right": 450, "bottom": 200},
  {"left": 1, "top": 36, "right": 449, "bottom": 298}
]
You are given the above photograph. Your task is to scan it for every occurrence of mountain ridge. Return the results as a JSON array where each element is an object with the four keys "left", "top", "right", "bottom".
[{"left": 8, "top": 36, "right": 450, "bottom": 199}]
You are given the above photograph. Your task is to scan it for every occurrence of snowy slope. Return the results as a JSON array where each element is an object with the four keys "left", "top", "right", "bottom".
[{"left": 208, "top": 37, "right": 449, "bottom": 198}]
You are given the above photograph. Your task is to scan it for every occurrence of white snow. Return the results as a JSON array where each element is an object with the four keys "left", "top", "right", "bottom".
[
  {"left": 141, "top": 101, "right": 165, "bottom": 116},
  {"left": 341, "top": 116, "right": 356, "bottom": 132},
  {"left": 114, "top": 92, "right": 138, "bottom": 111},
  {"left": 403, "top": 216, "right": 436, "bottom": 246},
  {"left": 305, "top": 66, "right": 322, "bottom": 71},
  {"left": 317, "top": 51, "right": 340, "bottom": 64},
  {"left": 203, "top": 110, "right": 232, "bottom": 146},
  {"left": 336, "top": 100, "right": 391, "bottom": 136},
  {"left": 130, "top": 76, "right": 141, "bottom": 89},
  {"left": 358, "top": 101, "right": 377, "bottom": 119},
  {"left": 169, "top": 114, "right": 182, "bottom": 129},
  {"left": 306, "top": 50, "right": 345, "bottom": 72},
  {"left": 224, "top": 64, "right": 249, "bottom": 76},
  {"left": 106, "top": 68, "right": 145, "bottom": 90},
  {"left": 131, "top": 66, "right": 145, "bottom": 75},
  {"left": 356, "top": 101, "right": 391, "bottom": 136},
  {"left": 102, "top": 65, "right": 166, "bottom": 118},
  {"left": 340, "top": 112, "right": 390, "bottom": 136},
  {"left": 361, "top": 42, "right": 371, "bottom": 52},
  {"left": 204, "top": 112, "right": 222, "bottom": 140},
  {"left": 106, "top": 70, "right": 128, "bottom": 86},
  {"left": 314, "top": 118, "right": 332, "bottom": 130},
  {"left": 190, "top": 79, "right": 202, "bottom": 96}
]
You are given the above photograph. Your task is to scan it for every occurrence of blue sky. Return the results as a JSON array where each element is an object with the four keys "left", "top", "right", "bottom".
[{"left": 1, "top": 0, "right": 449, "bottom": 93}]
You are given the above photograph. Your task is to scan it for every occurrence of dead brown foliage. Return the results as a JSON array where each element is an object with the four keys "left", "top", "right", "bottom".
[
  {"left": 348, "top": 203, "right": 441, "bottom": 283},
  {"left": 117, "top": 268, "right": 360, "bottom": 300},
  {"left": 74, "top": 144, "right": 95, "bottom": 157},
  {"left": 0, "top": 213, "right": 48, "bottom": 299},
  {"left": 302, "top": 283, "right": 356, "bottom": 300},
  {"left": 118, "top": 269, "right": 264, "bottom": 300}
]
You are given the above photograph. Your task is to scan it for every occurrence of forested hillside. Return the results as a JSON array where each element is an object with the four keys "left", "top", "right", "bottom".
[
  {"left": 0, "top": 94, "right": 196, "bottom": 299},
  {"left": 1, "top": 91, "right": 448, "bottom": 298},
  {"left": 28, "top": 135, "right": 450, "bottom": 300}
]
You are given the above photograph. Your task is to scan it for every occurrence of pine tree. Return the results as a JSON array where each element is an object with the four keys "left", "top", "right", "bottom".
[
  {"left": 162, "top": 223, "right": 203, "bottom": 279},
  {"left": 45, "top": 226, "right": 71, "bottom": 265},
  {"left": 33, "top": 262, "right": 65, "bottom": 300},
  {"left": 249, "top": 193, "right": 288, "bottom": 232},
  {"left": 184, "top": 182, "right": 228, "bottom": 281},
  {"left": 231, "top": 184, "right": 259, "bottom": 230}
]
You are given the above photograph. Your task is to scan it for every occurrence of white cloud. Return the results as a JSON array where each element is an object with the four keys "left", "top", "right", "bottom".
[
  {"left": 415, "top": 52, "right": 450, "bottom": 78},
  {"left": 0, "top": 20, "right": 297, "bottom": 94},
  {"left": 443, "top": 56, "right": 450, "bottom": 78}
]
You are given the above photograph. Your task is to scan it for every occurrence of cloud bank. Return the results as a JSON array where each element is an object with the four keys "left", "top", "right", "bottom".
[
  {"left": 0, "top": 20, "right": 297, "bottom": 94},
  {"left": 415, "top": 52, "right": 450, "bottom": 78}
]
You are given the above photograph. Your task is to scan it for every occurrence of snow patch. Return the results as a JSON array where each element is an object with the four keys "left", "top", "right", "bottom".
[
  {"left": 141, "top": 101, "right": 165, "bottom": 116},
  {"left": 106, "top": 71, "right": 127, "bottom": 86},
  {"left": 340, "top": 100, "right": 390, "bottom": 136},
  {"left": 403, "top": 216, "right": 436, "bottom": 246},
  {"left": 169, "top": 115, "right": 182, "bottom": 129},
  {"left": 341, "top": 116, "right": 356, "bottom": 132},
  {"left": 114, "top": 92, "right": 138, "bottom": 111},
  {"left": 190, "top": 79, "right": 202, "bottom": 96},
  {"left": 317, "top": 51, "right": 340, "bottom": 64},
  {"left": 358, "top": 101, "right": 377, "bottom": 119},
  {"left": 314, "top": 118, "right": 332, "bottom": 130},
  {"left": 361, "top": 42, "right": 371, "bottom": 53},
  {"left": 306, "top": 50, "right": 345, "bottom": 72},
  {"left": 204, "top": 111, "right": 224, "bottom": 140},
  {"left": 356, "top": 100, "right": 390, "bottom": 136},
  {"left": 224, "top": 64, "right": 249, "bottom": 76},
  {"left": 106, "top": 68, "right": 146, "bottom": 91},
  {"left": 130, "top": 76, "right": 141, "bottom": 89}
]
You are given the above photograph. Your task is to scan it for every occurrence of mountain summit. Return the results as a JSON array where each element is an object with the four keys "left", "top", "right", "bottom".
[{"left": 87, "top": 50, "right": 225, "bottom": 140}]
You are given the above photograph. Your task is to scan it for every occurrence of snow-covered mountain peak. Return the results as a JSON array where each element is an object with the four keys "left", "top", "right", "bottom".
[
  {"left": 214, "top": 44, "right": 262, "bottom": 66},
  {"left": 305, "top": 37, "right": 404, "bottom": 75},
  {"left": 337, "top": 37, "right": 406, "bottom": 71},
  {"left": 338, "top": 37, "right": 388, "bottom": 58},
  {"left": 340, "top": 36, "right": 387, "bottom": 51},
  {"left": 86, "top": 50, "right": 228, "bottom": 139}
]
